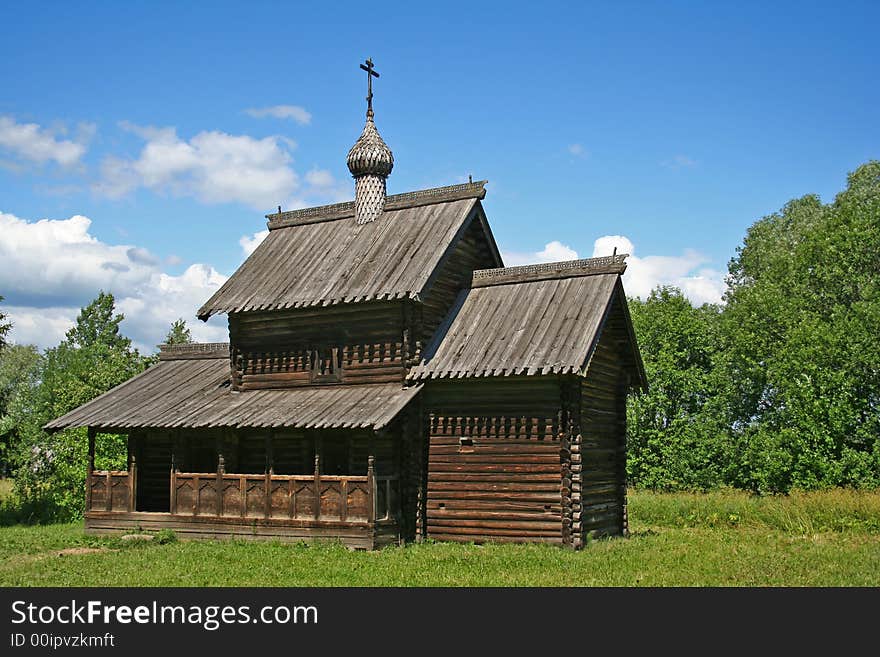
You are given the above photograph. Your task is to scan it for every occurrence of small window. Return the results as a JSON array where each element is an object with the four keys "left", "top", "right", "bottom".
[
  {"left": 310, "top": 347, "right": 343, "bottom": 383},
  {"left": 459, "top": 437, "right": 474, "bottom": 452}
]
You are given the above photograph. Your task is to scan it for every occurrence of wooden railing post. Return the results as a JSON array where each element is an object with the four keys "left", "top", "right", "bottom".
[
  {"left": 216, "top": 434, "right": 224, "bottom": 517},
  {"left": 86, "top": 427, "right": 96, "bottom": 512},
  {"left": 170, "top": 431, "right": 178, "bottom": 515},
  {"left": 367, "top": 456, "right": 376, "bottom": 524},
  {"left": 265, "top": 431, "right": 273, "bottom": 519},
  {"left": 313, "top": 439, "right": 321, "bottom": 521},
  {"left": 105, "top": 471, "right": 111, "bottom": 512},
  {"left": 127, "top": 434, "right": 137, "bottom": 512}
]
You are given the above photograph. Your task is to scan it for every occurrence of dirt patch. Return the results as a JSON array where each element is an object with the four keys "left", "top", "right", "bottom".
[{"left": 56, "top": 547, "right": 111, "bottom": 557}]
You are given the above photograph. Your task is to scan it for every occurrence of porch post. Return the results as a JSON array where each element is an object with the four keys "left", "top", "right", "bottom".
[
  {"left": 86, "top": 427, "right": 96, "bottom": 512},
  {"left": 215, "top": 433, "right": 225, "bottom": 517},
  {"left": 170, "top": 431, "right": 178, "bottom": 515},
  {"left": 367, "top": 455, "right": 376, "bottom": 524},
  {"left": 313, "top": 435, "right": 321, "bottom": 520},
  {"left": 127, "top": 433, "right": 137, "bottom": 512},
  {"left": 265, "top": 431, "right": 274, "bottom": 519}
]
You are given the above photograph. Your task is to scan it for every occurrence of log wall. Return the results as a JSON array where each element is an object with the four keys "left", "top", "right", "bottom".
[
  {"left": 575, "top": 294, "right": 630, "bottom": 542},
  {"left": 229, "top": 303, "right": 407, "bottom": 390},
  {"left": 420, "top": 217, "right": 498, "bottom": 351},
  {"left": 423, "top": 378, "right": 564, "bottom": 544}
]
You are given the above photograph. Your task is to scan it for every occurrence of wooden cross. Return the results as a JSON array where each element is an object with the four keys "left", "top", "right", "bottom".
[{"left": 360, "top": 58, "right": 379, "bottom": 115}]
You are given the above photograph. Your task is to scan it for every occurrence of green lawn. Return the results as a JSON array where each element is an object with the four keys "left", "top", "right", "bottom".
[{"left": 1, "top": 489, "right": 878, "bottom": 586}]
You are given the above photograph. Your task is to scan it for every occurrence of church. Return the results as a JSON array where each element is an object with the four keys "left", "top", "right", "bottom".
[{"left": 47, "top": 61, "right": 647, "bottom": 549}]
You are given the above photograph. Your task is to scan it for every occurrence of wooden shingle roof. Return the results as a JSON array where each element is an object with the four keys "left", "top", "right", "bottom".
[
  {"left": 198, "top": 181, "right": 499, "bottom": 319},
  {"left": 45, "top": 346, "right": 422, "bottom": 432},
  {"left": 408, "top": 255, "right": 646, "bottom": 385}
]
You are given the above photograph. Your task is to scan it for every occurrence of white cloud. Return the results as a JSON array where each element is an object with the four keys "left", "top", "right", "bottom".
[
  {"left": 94, "top": 123, "right": 300, "bottom": 209},
  {"left": 0, "top": 115, "right": 92, "bottom": 167},
  {"left": 0, "top": 211, "right": 228, "bottom": 351},
  {"left": 239, "top": 229, "right": 269, "bottom": 258},
  {"left": 502, "top": 240, "right": 579, "bottom": 267},
  {"left": 501, "top": 235, "right": 724, "bottom": 306},
  {"left": 245, "top": 105, "right": 312, "bottom": 125},
  {"left": 591, "top": 235, "right": 724, "bottom": 305},
  {"left": 567, "top": 143, "right": 586, "bottom": 157}
]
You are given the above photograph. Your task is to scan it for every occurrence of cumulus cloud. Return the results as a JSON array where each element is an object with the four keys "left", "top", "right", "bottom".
[
  {"left": 0, "top": 115, "right": 92, "bottom": 167},
  {"left": 239, "top": 229, "right": 269, "bottom": 258},
  {"left": 94, "top": 123, "right": 300, "bottom": 209},
  {"left": 244, "top": 105, "right": 312, "bottom": 125},
  {"left": 502, "top": 240, "right": 579, "bottom": 267},
  {"left": 591, "top": 235, "right": 724, "bottom": 305},
  {"left": 501, "top": 235, "right": 724, "bottom": 306},
  {"left": 0, "top": 211, "right": 228, "bottom": 351}
]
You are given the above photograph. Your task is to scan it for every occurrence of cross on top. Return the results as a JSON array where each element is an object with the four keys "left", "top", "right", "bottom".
[{"left": 360, "top": 58, "right": 380, "bottom": 116}]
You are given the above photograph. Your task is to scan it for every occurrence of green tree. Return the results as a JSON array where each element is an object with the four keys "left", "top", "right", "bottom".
[
  {"left": 720, "top": 161, "right": 880, "bottom": 492},
  {"left": 626, "top": 287, "right": 727, "bottom": 490},
  {"left": 0, "top": 295, "right": 11, "bottom": 352},
  {"left": 163, "top": 318, "right": 193, "bottom": 345},
  {"left": 11, "top": 291, "right": 150, "bottom": 521},
  {"left": 0, "top": 344, "right": 42, "bottom": 475}
]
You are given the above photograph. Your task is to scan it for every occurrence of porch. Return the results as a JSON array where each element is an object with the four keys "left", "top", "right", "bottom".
[{"left": 85, "top": 427, "right": 402, "bottom": 550}]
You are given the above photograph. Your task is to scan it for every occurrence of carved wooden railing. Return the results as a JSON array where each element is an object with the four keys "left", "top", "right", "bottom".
[
  {"left": 170, "top": 472, "right": 384, "bottom": 523},
  {"left": 87, "top": 471, "right": 133, "bottom": 512}
]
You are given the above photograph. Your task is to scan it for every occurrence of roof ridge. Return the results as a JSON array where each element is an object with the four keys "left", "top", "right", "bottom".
[
  {"left": 471, "top": 254, "right": 628, "bottom": 288},
  {"left": 266, "top": 180, "right": 487, "bottom": 230},
  {"left": 158, "top": 342, "right": 230, "bottom": 360}
]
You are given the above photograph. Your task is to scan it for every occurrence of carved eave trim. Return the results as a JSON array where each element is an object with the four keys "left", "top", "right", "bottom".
[
  {"left": 471, "top": 254, "right": 628, "bottom": 288},
  {"left": 158, "top": 343, "right": 231, "bottom": 360},
  {"left": 266, "top": 181, "right": 488, "bottom": 230}
]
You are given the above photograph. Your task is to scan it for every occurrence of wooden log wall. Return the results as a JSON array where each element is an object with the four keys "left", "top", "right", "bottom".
[
  {"left": 577, "top": 295, "right": 631, "bottom": 540},
  {"left": 420, "top": 217, "right": 499, "bottom": 351},
  {"left": 424, "top": 378, "right": 565, "bottom": 544},
  {"left": 229, "top": 303, "right": 407, "bottom": 390}
]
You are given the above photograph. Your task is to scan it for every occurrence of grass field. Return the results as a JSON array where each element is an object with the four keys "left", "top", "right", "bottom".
[{"left": 1, "top": 489, "right": 878, "bottom": 586}]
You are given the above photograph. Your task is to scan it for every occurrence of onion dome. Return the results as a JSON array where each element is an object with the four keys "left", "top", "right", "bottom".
[{"left": 346, "top": 112, "right": 394, "bottom": 178}]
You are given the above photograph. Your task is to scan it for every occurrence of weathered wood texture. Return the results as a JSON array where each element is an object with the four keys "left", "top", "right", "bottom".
[
  {"left": 419, "top": 212, "right": 499, "bottom": 351},
  {"left": 87, "top": 472, "right": 131, "bottom": 513},
  {"left": 84, "top": 512, "right": 379, "bottom": 549},
  {"left": 411, "top": 272, "right": 625, "bottom": 379},
  {"left": 423, "top": 378, "right": 564, "bottom": 544},
  {"left": 576, "top": 292, "right": 631, "bottom": 541},
  {"left": 198, "top": 189, "right": 500, "bottom": 318},
  {"left": 229, "top": 303, "right": 407, "bottom": 390},
  {"left": 46, "top": 358, "right": 420, "bottom": 431}
]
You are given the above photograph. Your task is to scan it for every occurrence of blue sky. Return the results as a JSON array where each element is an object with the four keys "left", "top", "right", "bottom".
[{"left": 1, "top": 1, "right": 877, "bottom": 350}]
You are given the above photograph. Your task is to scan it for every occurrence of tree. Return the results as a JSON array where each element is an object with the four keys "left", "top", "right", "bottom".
[
  {"left": 720, "top": 161, "right": 880, "bottom": 492},
  {"left": 0, "top": 344, "right": 42, "bottom": 476},
  {"left": 626, "top": 287, "right": 727, "bottom": 490},
  {"left": 10, "top": 291, "right": 150, "bottom": 521},
  {"left": 163, "top": 318, "right": 193, "bottom": 345},
  {"left": 0, "top": 295, "right": 11, "bottom": 352}
]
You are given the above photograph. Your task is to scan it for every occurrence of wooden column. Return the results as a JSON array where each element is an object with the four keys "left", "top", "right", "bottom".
[
  {"left": 367, "top": 455, "right": 376, "bottom": 524},
  {"left": 215, "top": 433, "right": 225, "bottom": 517},
  {"left": 127, "top": 433, "right": 137, "bottom": 512},
  {"left": 86, "top": 427, "right": 96, "bottom": 512},
  {"left": 170, "top": 431, "right": 178, "bottom": 515},
  {"left": 264, "top": 431, "right": 274, "bottom": 519},
  {"left": 313, "top": 435, "right": 321, "bottom": 520}
]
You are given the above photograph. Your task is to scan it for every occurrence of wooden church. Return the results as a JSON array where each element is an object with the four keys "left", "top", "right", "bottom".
[{"left": 47, "top": 61, "right": 646, "bottom": 549}]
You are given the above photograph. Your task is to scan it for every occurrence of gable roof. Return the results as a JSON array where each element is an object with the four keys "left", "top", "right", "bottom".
[
  {"left": 198, "top": 181, "right": 501, "bottom": 319},
  {"left": 45, "top": 344, "right": 422, "bottom": 432},
  {"left": 407, "top": 255, "right": 647, "bottom": 387}
]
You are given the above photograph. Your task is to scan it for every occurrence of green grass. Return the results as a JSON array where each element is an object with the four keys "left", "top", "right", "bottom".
[{"left": 1, "top": 489, "right": 878, "bottom": 586}]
